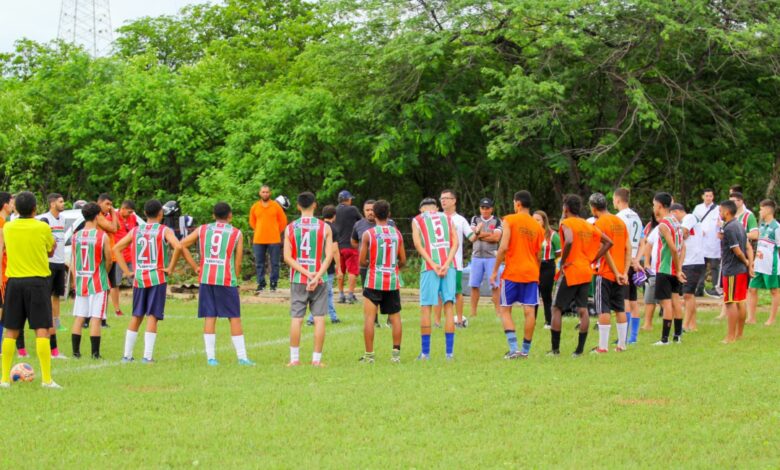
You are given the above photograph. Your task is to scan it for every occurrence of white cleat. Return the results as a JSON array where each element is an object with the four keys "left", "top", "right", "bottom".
[
  {"left": 653, "top": 340, "right": 669, "bottom": 346},
  {"left": 52, "top": 354, "right": 69, "bottom": 360},
  {"left": 42, "top": 381, "right": 63, "bottom": 389},
  {"left": 0, "top": 382, "right": 10, "bottom": 388}
]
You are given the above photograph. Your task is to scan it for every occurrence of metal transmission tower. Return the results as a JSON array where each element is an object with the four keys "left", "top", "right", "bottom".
[{"left": 57, "top": 0, "right": 113, "bottom": 57}]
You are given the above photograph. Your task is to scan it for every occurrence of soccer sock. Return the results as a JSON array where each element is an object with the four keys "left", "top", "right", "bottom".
[
  {"left": 1, "top": 338, "right": 15, "bottom": 383},
  {"left": 421, "top": 334, "right": 431, "bottom": 356},
  {"left": 445, "top": 332, "right": 454, "bottom": 355},
  {"left": 36, "top": 337, "right": 52, "bottom": 384},
  {"left": 576, "top": 332, "right": 588, "bottom": 354},
  {"left": 143, "top": 332, "right": 156, "bottom": 360},
  {"left": 626, "top": 312, "right": 633, "bottom": 337},
  {"left": 312, "top": 351, "right": 322, "bottom": 363},
  {"left": 505, "top": 330, "right": 519, "bottom": 354},
  {"left": 598, "top": 324, "right": 611, "bottom": 351},
  {"left": 50, "top": 333, "right": 58, "bottom": 356},
  {"left": 16, "top": 333, "right": 24, "bottom": 351},
  {"left": 521, "top": 338, "right": 532, "bottom": 355},
  {"left": 90, "top": 336, "right": 100, "bottom": 358},
  {"left": 551, "top": 330, "right": 561, "bottom": 351},
  {"left": 673, "top": 318, "right": 683, "bottom": 337},
  {"left": 290, "top": 347, "right": 300, "bottom": 363},
  {"left": 123, "top": 330, "right": 138, "bottom": 358},
  {"left": 617, "top": 322, "right": 628, "bottom": 348},
  {"left": 661, "top": 319, "right": 672, "bottom": 343},
  {"left": 231, "top": 335, "right": 247, "bottom": 361},
  {"left": 204, "top": 334, "right": 216, "bottom": 360},
  {"left": 71, "top": 333, "right": 81, "bottom": 356},
  {"left": 630, "top": 316, "right": 641, "bottom": 342}
]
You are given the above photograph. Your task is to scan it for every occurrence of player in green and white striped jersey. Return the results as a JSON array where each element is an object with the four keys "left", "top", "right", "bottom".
[{"left": 748, "top": 199, "right": 780, "bottom": 326}]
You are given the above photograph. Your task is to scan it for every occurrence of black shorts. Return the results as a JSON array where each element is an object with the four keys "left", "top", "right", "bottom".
[
  {"left": 108, "top": 264, "right": 119, "bottom": 289},
  {"left": 49, "top": 263, "right": 66, "bottom": 297},
  {"left": 655, "top": 273, "right": 682, "bottom": 301},
  {"left": 553, "top": 276, "right": 590, "bottom": 310},
  {"left": 623, "top": 266, "right": 638, "bottom": 301},
  {"left": 682, "top": 265, "right": 705, "bottom": 295},
  {"left": 363, "top": 288, "right": 401, "bottom": 315},
  {"left": 2, "top": 277, "right": 53, "bottom": 330},
  {"left": 594, "top": 276, "right": 625, "bottom": 314}
]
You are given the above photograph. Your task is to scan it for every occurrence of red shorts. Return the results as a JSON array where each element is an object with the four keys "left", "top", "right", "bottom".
[
  {"left": 340, "top": 248, "right": 359, "bottom": 276},
  {"left": 722, "top": 273, "right": 748, "bottom": 303}
]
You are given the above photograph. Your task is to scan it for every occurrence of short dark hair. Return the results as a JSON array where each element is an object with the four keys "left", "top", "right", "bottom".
[
  {"left": 670, "top": 203, "right": 685, "bottom": 212},
  {"left": 702, "top": 188, "right": 715, "bottom": 195},
  {"left": 15, "top": 191, "right": 37, "bottom": 217},
  {"left": 730, "top": 191, "right": 744, "bottom": 202},
  {"left": 98, "top": 193, "right": 112, "bottom": 203},
  {"left": 588, "top": 193, "right": 607, "bottom": 211},
  {"left": 144, "top": 199, "right": 163, "bottom": 218},
  {"left": 364, "top": 199, "right": 376, "bottom": 207},
  {"left": 47, "top": 193, "right": 63, "bottom": 205},
  {"left": 563, "top": 194, "right": 582, "bottom": 215},
  {"left": 419, "top": 198, "right": 438, "bottom": 209},
  {"left": 81, "top": 202, "right": 101, "bottom": 222},
  {"left": 297, "top": 192, "right": 316, "bottom": 209},
  {"left": 373, "top": 200, "right": 390, "bottom": 220},
  {"left": 441, "top": 189, "right": 457, "bottom": 199},
  {"left": 729, "top": 185, "right": 743, "bottom": 194},
  {"left": 653, "top": 192, "right": 673, "bottom": 209},
  {"left": 321, "top": 205, "right": 336, "bottom": 219},
  {"left": 213, "top": 202, "right": 232, "bottom": 219},
  {"left": 613, "top": 188, "right": 630, "bottom": 204},
  {"left": 0, "top": 192, "right": 12, "bottom": 209},
  {"left": 514, "top": 190, "right": 532, "bottom": 209},
  {"left": 760, "top": 199, "right": 776, "bottom": 211},
  {"left": 121, "top": 200, "right": 135, "bottom": 210},
  {"left": 720, "top": 200, "right": 737, "bottom": 216}
]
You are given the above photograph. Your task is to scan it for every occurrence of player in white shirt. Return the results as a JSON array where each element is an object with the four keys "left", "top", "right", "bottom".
[
  {"left": 692, "top": 188, "right": 722, "bottom": 297},
  {"left": 672, "top": 204, "right": 705, "bottom": 331},
  {"left": 613, "top": 188, "right": 643, "bottom": 343}
]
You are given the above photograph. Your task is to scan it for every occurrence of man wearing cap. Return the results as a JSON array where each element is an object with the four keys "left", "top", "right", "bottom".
[
  {"left": 468, "top": 198, "right": 502, "bottom": 317},
  {"left": 335, "top": 190, "right": 363, "bottom": 304},
  {"left": 249, "top": 185, "right": 288, "bottom": 294}
]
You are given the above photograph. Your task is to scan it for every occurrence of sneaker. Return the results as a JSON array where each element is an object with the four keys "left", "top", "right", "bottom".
[
  {"left": 207, "top": 359, "right": 219, "bottom": 366},
  {"left": 694, "top": 288, "right": 705, "bottom": 297},
  {"left": 305, "top": 319, "right": 314, "bottom": 326},
  {"left": 42, "top": 381, "right": 63, "bottom": 389},
  {"left": 338, "top": 294, "right": 347, "bottom": 304},
  {"left": 505, "top": 350, "right": 527, "bottom": 360},
  {"left": 331, "top": 318, "right": 341, "bottom": 324},
  {"left": 17, "top": 349, "right": 28, "bottom": 358},
  {"left": 704, "top": 288, "right": 722, "bottom": 299},
  {"left": 286, "top": 360, "right": 301, "bottom": 367},
  {"left": 590, "top": 347, "right": 608, "bottom": 354},
  {"left": 416, "top": 353, "right": 430, "bottom": 361},
  {"left": 358, "top": 354, "right": 375, "bottom": 363},
  {"left": 52, "top": 353, "right": 69, "bottom": 360},
  {"left": 546, "top": 350, "right": 560, "bottom": 357},
  {"left": 141, "top": 358, "right": 155, "bottom": 364},
  {"left": 92, "top": 354, "right": 104, "bottom": 360},
  {"left": 628, "top": 338, "right": 638, "bottom": 345},
  {"left": 73, "top": 352, "right": 81, "bottom": 359},
  {"left": 544, "top": 324, "right": 552, "bottom": 330},
  {"left": 102, "top": 321, "right": 110, "bottom": 328},
  {"left": 614, "top": 346, "right": 627, "bottom": 352},
  {"left": 311, "top": 361, "right": 326, "bottom": 368},
  {"left": 571, "top": 351, "right": 584, "bottom": 358},
  {"left": 445, "top": 354, "right": 454, "bottom": 361},
  {"left": 653, "top": 340, "right": 670, "bottom": 346},
  {"left": 115, "top": 310, "right": 124, "bottom": 317},
  {"left": 0, "top": 382, "right": 9, "bottom": 388},
  {"left": 238, "top": 359, "right": 256, "bottom": 366},
  {"left": 673, "top": 336, "right": 682, "bottom": 343},
  {"left": 374, "top": 320, "right": 382, "bottom": 329},
  {"left": 390, "top": 355, "right": 401, "bottom": 364},
  {"left": 347, "top": 295, "right": 358, "bottom": 304},
  {"left": 121, "top": 356, "right": 134, "bottom": 363}
]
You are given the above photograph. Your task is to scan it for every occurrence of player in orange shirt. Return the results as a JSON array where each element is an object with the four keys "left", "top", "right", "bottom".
[
  {"left": 0, "top": 192, "right": 13, "bottom": 342},
  {"left": 589, "top": 193, "right": 631, "bottom": 354},
  {"left": 549, "top": 194, "right": 615, "bottom": 357},
  {"left": 490, "top": 191, "right": 545, "bottom": 359}
]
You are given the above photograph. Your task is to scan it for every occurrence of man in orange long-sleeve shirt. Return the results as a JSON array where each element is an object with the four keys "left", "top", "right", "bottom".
[{"left": 249, "top": 185, "right": 288, "bottom": 294}]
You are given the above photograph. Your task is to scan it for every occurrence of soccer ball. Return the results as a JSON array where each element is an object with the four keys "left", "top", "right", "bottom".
[{"left": 11, "top": 363, "right": 34, "bottom": 382}]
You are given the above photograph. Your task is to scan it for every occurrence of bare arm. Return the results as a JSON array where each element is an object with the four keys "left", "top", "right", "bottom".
[
  {"left": 163, "top": 228, "right": 182, "bottom": 274},
  {"left": 172, "top": 228, "right": 199, "bottom": 274},
  {"left": 397, "top": 238, "right": 407, "bottom": 269},
  {"left": 113, "top": 232, "right": 134, "bottom": 276},
  {"left": 412, "top": 220, "right": 438, "bottom": 270},
  {"left": 559, "top": 225, "right": 574, "bottom": 267},
  {"left": 359, "top": 231, "right": 370, "bottom": 268},
  {"left": 234, "top": 235, "right": 244, "bottom": 279},
  {"left": 102, "top": 234, "right": 113, "bottom": 274},
  {"left": 97, "top": 211, "right": 118, "bottom": 234},
  {"left": 659, "top": 224, "right": 684, "bottom": 280}
]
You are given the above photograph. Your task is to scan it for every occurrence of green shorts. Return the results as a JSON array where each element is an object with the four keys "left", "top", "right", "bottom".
[
  {"left": 749, "top": 272, "right": 780, "bottom": 290},
  {"left": 456, "top": 270, "right": 463, "bottom": 295}
]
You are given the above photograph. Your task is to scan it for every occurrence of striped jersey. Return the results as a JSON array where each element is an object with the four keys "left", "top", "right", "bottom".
[
  {"left": 540, "top": 231, "right": 561, "bottom": 261},
  {"left": 199, "top": 222, "right": 242, "bottom": 286},
  {"left": 737, "top": 210, "right": 758, "bottom": 234},
  {"left": 364, "top": 225, "right": 403, "bottom": 291},
  {"left": 132, "top": 223, "right": 170, "bottom": 288},
  {"left": 72, "top": 228, "right": 110, "bottom": 296},
  {"left": 414, "top": 211, "right": 452, "bottom": 272},
  {"left": 755, "top": 219, "right": 780, "bottom": 275},
  {"left": 654, "top": 216, "right": 683, "bottom": 275},
  {"left": 287, "top": 217, "right": 329, "bottom": 284}
]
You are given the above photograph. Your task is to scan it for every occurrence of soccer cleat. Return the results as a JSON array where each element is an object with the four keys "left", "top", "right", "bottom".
[
  {"left": 17, "top": 348, "right": 28, "bottom": 358},
  {"left": 141, "top": 358, "right": 155, "bottom": 364},
  {"left": 571, "top": 351, "right": 584, "bottom": 358},
  {"left": 0, "top": 382, "right": 9, "bottom": 388},
  {"left": 73, "top": 352, "right": 81, "bottom": 359},
  {"left": 445, "top": 354, "right": 454, "bottom": 361},
  {"left": 653, "top": 340, "right": 670, "bottom": 346},
  {"left": 673, "top": 336, "right": 682, "bottom": 343},
  {"left": 546, "top": 350, "right": 560, "bottom": 357},
  {"left": 91, "top": 354, "right": 104, "bottom": 360},
  {"left": 505, "top": 351, "right": 527, "bottom": 360},
  {"left": 305, "top": 318, "right": 314, "bottom": 326},
  {"left": 390, "top": 356, "right": 401, "bottom": 364},
  {"left": 115, "top": 309, "right": 124, "bottom": 317},
  {"left": 331, "top": 318, "right": 341, "bottom": 324},
  {"left": 42, "top": 381, "right": 63, "bottom": 389},
  {"left": 614, "top": 346, "right": 627, "bottom": 352},
  {"left": 121, "top": 356, "right": 134, "bottom": 363},
  {"left": 590, "top": 348, "right": 608, "bottom": 355},
  {"left": 358, "top": 354, "right": 375, "bottom": 363},
  {"left": 544, "top": 324, "right": 552, "bottom": 330},
  {"left": 704, "top": 288, "right": 722, "bottom": 299},
  {"left": 207, "top": 359, "right": 219, "bottom": 366},
  {"left": 52, "top": 353, "right": 69, "bottom": 360},
  {"left": 416, "top": 353, "right": 430, "bottom": 361},
  {"left": 628, "top": 339, "right": 638, "bottom": 345},
  {"left": 347, "top": 295, "right": 358, "bottom": 304},
  {"left": 338, "top": 294, "right": 347, "bottom": 304},
  {"left": 311, "top": 361, "right": 326, "bottom": 368},
  {"left": 238, "top": 359, "right": 256, "bottom": 366},
  {"left": 374, "top": 319, "right": 382, "bottom": 329},
  {"left": 286, "top": 361, "right": 301, "bottom": 367},
  {"left": 102, "top": 321, "right": 110, "bottom": 329}
]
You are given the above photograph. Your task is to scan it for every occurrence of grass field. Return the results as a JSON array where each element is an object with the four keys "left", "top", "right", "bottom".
[{"left": 3, "top": 293, "right": 780, "bottom": 468}]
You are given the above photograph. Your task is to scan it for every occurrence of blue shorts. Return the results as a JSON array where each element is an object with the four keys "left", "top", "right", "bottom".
[
  {"left": 198, "top": 285, "right": 241, "bottom": 318},
  {"left": 500, "top": 280, "right": 539, "bottom": 307},
  {"left": 469, "top": 258, "right": 499, "bottom": 288},
  {"left": 419, "top": 268, "right": 457, "bottom": 306},
  {"left": 132, "top": 284, "right": 167, "bottom": 320}
]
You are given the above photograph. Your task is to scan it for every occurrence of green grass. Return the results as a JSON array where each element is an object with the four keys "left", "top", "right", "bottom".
[{"left": 4, "top": 295, "right": 780, "bottom": 468}]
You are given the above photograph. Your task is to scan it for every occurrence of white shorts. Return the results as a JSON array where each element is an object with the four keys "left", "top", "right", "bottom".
[{"left": 72, "top": 291, "right": 108, "bottom": 319}]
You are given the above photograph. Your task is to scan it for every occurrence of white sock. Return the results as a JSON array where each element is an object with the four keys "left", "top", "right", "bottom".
[
  {"left": 312, "top": 351, "right": 322, "bottom": 363},
  {"left": 231, "top": 335, "right": 247, "bottom": 360},
  {"left": 598, "top": 324, "right": 611, "bottom": 351},
  {"left": 204, "top": 334, "right": 216, "bottom": 360},
  {"left": 143, "top": 332, "right": 156, "bottom": 360},
  {"left": 124, "top": 330, "right": 138, "bottom": 358},
  {"left": 617, "top": 321, "right": 628, "bottom": 348},
  {"left": 290, "top": 347, "right": 299, "bottom": 363}
]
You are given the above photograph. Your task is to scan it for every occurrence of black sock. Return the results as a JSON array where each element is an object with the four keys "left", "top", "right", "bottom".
[
  {"left": 673, "top": 319, "right": 683, "bottom": 336},
  {"left": 662, "top": 319, "right": 672, "bottom": 342},
  {"left": 393, "top": 345, "right": 400, "bottom": 351},
  {"left": 71, "top": 333, "right": 81, "bottom": 356},
  {"left": 102, "top": 319, "right": 107, "bottom": 327},
  {"left": 16, "top": 333, "right": 25, "bottom": 350},
  {"left": 50, "top": 333, "right": 57, "bottom": 350},
  {"left": 90, "top": 336, "right": 101, "bottom": 358},
  {"left": 551, "top": 330, "right": 561, "bottom": 351},
  {"left": 576, "top": 332, "right": 588, "bottom": 354}
]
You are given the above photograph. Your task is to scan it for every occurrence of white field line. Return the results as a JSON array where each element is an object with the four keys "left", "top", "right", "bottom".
[{"left": 56, "top": 325, "right": 360, "bottom": 375}]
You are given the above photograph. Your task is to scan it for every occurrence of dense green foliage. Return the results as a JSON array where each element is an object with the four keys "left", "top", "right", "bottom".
[{"left": 1, "top": 0, "right": 779, "bottom": 224}]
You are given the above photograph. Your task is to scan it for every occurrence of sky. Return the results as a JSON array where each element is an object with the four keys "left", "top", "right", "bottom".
[{"left": 0, "top": 0, "right": 213, "bottom": 53}]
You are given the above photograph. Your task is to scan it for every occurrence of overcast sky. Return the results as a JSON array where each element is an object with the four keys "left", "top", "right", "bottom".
[{"left": 0, "top": 0, "right": 213, "bottom": 53}]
